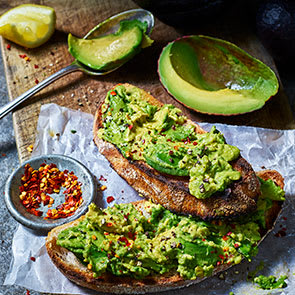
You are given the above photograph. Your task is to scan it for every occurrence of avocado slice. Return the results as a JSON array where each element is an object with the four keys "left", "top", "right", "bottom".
[
  {"left": 68, "top": 20, "right": 150, "bottom": 71},
  {"left": 158, "top": 35, "right": 279, "bottom": 115},
  {"left": 144, "top": 143, "right": 190, "bottom": 176}
]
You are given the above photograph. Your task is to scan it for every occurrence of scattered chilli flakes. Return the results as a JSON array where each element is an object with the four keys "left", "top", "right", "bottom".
[
  {"left": 26, "top": 144, "right": 33, "bottom": 153},
  {"left": 6, "top": 44, "right": 11, "bottom": 50},
  {"left": 19, "top": 163, "right": 83, "bottom": 219},
  {"left": 35, "top": 78, "right": 39, "bottom": 84},
  {"left": 99, "top": 175, "right": 107, "bottom": 181},
  {"left": 19, "top": 54, "right": 31, "bottom": 61},
  {"left": 274, "top": 229, "right": 287, "bottom": 238},
  {"left": 106, "top": 196, "right": 115, "bottom": 203},
  {"left": 30, "top": 256, "right": 36, "bottom": 262},
  {"left": 100, "top": 185, "right": 107, "bottom": 191}
]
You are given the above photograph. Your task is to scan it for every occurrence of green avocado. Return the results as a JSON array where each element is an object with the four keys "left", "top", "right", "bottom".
[
  {"left": 56, "top": 179, "right": 284, "bottom": 280},
  {"left": 254, "top": 274, "right": 288, "bottom": 290},
  {"left": 68, "top": 20, "right": 153, "bottom": 71},
  {"left": 158, "top": 35, "right": 279, "bottom": 115},
  {"left": 57, "top": 201, "right": 258, "bottom": 280},
  {"left": 98, "top": 85, "right": 241, "bottom": 199}
]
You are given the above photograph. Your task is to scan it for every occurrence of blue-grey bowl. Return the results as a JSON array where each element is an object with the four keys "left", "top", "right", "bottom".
[{"left": 4, "top": 154, "right": 97, "bottom": 231}]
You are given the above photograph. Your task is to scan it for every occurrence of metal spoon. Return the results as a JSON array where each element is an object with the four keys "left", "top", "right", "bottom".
[{"left": 0, "top": 8, "right": 154, "bottom": 119}]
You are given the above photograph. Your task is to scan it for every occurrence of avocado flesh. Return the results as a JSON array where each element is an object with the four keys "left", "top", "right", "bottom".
[
  {"left": 57, "top": 177, "right": 285, "bottom": 279},
  {"left": 144, "top": 143, "right": 190, "bottom": 176},
  {"left": 68, "top": 25, "right": 143, "bottom": 71},
  {"left": 158, "top": 36, "right": 279, "bottom": 115},
  {"left": 98, "top": 85, "right": 241, "bottom": 199}
]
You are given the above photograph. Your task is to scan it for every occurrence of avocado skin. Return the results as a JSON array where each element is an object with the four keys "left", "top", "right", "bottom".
[
  {"left": 158, "top": 36, "right": 279, "bottom": 115},
  {"left": 256, "top": 0, "right": 295, "bottom": 66}
]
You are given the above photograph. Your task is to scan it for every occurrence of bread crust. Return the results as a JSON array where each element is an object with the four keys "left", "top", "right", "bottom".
[
  {"left": 46, "top": 170, "right": 284, "bottom": 294},
  {"left": 93, "top": 83, "right": 260, "bottom": 220}
]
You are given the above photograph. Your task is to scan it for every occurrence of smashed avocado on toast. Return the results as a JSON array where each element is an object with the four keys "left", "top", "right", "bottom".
[
  {"left": 46, "top": 84, "right": 285, "bottom": 293},
  {"left": 93, "top": 83, "right": 261, "bottom": 220},
  {"left": 46, "top": 169, "right": 284, "bottom": 294}
]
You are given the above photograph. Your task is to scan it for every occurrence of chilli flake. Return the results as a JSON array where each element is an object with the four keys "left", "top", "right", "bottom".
[
  {"left": 19, "top": 163, "right": 83, "bottom": 219},
  {"left": 106, "top": 196, "right": 115, "bottom": 203}
]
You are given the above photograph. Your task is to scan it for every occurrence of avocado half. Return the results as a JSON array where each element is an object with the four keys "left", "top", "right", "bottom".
[
  {"left": 68, "top": 20, "right": 151, "bottom": 72},
  {"left": 158, "top": 35, "right": 279, "bottom": 115}
]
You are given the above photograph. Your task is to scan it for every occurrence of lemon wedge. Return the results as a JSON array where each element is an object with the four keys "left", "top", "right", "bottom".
[{"left": 0, "top": 4, "right": 56, "bottom": 48}]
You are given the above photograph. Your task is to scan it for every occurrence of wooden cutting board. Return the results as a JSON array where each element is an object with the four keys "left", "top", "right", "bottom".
[{"left": 0, "top": 0, "right": 294, "bottom": 164}]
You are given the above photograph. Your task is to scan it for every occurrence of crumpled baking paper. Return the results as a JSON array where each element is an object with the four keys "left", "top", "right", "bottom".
[{"left": 4, "top": 103, "right": 295, "bottom": 295}]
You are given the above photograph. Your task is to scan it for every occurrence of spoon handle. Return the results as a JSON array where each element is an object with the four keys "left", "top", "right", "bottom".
[{"left": 0, "top": 63, "right": 80, "bottom": 120}]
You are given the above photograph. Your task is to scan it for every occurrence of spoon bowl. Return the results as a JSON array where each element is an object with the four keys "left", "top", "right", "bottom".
[
  {"left": 0, "top": 8, "right": 154, "bottom": 118},
  {"left": 85, "top": 9, "right": 154, "bottom": 40}
]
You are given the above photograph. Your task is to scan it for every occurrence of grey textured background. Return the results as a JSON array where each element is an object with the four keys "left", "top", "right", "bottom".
[
  {"left": 0, "top": 54, "right": 294, "bottom": 295},
  {"left": 0, "top": 54, "right": 41, "bottom": 295}
]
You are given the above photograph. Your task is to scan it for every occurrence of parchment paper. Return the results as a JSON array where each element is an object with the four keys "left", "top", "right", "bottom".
[{"left": 4, "top": 103, "right": 295, "bottom": 295}]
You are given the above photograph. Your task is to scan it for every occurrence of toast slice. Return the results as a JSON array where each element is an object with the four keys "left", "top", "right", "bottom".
[
  {"left": 46, "top": 169, "right": 284, "bottom": 294},
  {"left": 93, "top": 83, "right": 260, "bottom": 220}
]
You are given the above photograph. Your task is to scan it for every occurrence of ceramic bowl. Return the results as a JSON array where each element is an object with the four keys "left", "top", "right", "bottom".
[{"left": 4, "top": 154, "right": 97, "bottom": 231}]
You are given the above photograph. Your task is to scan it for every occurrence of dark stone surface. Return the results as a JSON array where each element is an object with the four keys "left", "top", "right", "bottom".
[{"left": 0, "top": 54, "right": 41, "bottom": 295}]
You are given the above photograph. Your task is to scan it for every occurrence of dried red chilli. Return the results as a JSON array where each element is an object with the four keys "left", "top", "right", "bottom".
[
  {"left": 99, "top": 175, "right": 107, "bottom": 181},
  {"left": 19, "top": 163, "right": 83, "bottom": 219},
  {"left": 106, "top": 196, "right": 115, "bottom": 203}
]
